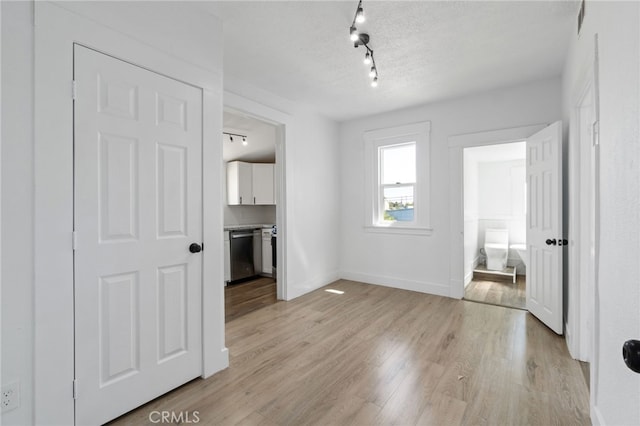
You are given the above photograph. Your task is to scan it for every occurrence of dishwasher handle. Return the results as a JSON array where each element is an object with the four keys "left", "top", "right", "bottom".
[{"left": 231, "top": 232, "right": 254, "bottom": 239}]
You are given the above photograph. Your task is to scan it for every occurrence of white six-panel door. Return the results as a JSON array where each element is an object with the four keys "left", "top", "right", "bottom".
[
  {"left": 526, "top": 121, "right": 563, "bottom": 334},
  {"left": 73, "top": 45, "right": 203, "bottom": 425}
]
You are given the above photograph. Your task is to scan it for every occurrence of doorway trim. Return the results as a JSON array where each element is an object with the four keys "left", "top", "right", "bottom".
[
  {"left": 223, "top": 92, "right": 291, "bottom": 301},
  {"left": 34, "top": 3, "right": 227, "bottom": 424},
  {"left": 448, "top": 124, "right": 546, "bottom": 299}
]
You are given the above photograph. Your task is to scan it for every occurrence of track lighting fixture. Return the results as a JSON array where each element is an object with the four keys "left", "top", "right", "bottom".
[
  {"left": 349, "top": 0, "right": 379, "bottom": 87},
  {"left": 223, "top": 132, "right": 248, "bottom": 146},
  {"left": 355, "top": 3, "right": 365, "bottom": 23},
  {"left": 350, "top": 26, "right": 358, "bottom": 42}
]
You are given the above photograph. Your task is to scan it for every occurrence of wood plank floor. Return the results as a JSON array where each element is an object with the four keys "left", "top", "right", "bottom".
[
  {"left": 225, "top": 277, "right": 277, "bottom": 322},
  {"left": 465, "top": 273, "right": 526, "bottom": 310},
  {"left": 111, "top": 279, "right": 589, "bottom": 426}
]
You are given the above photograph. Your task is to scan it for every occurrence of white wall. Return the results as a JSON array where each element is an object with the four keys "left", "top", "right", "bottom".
[
  {"left": 562, "top": 2, "right": 640, "bottom": 424},
  {"left": 1, "top": 3, "right": 34, "bottom": 425},
  {"left": 339, "top": 78, "right": 561, "bottom": 297}
]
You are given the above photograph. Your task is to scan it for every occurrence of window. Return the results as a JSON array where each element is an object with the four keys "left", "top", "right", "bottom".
[
  {"left": 364, "top": 121, "right": 431, "bottom": 234},
  {"left": 380, "top": 143, "right": 415, "bottom": 223}
]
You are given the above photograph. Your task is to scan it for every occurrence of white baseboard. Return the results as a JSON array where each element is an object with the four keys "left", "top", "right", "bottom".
[
  {"left": 465, "top": 256, "right": 481, "bottom": 287},
  {"left": 286, "top": 270, "right": 340, "bottom": 300},
  {"left": 340, "top": 271, "right": 450, "bottom": 298},
  {"left": 464, "top": 271, "right": 473, "bottom": 287}
]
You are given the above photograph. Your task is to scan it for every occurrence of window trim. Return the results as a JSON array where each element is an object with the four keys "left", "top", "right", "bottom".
[{"left": 364, "top": 121, "right": 432, "bottom": 235}]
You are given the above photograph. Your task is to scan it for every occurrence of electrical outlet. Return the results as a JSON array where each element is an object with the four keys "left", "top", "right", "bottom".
[{"left": 1, "top": 382, "right": 20, "bottom": 413}]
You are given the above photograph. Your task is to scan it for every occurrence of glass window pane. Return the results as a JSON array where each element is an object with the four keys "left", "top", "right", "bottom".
[
  {"left": 383, "top": 186, "right": 414, "bottom": 222},
  {"left": 381, "top": 143, "right": 415, "bottom": 184}
]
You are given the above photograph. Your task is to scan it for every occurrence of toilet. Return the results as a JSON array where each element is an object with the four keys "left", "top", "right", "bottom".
[{"left": 484, "top": 228, "right": 509, "bottom": 271}]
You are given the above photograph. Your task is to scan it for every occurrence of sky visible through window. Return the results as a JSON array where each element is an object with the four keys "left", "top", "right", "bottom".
[{"left": 381, "top": 143, "right": 415, "bottom": 184}]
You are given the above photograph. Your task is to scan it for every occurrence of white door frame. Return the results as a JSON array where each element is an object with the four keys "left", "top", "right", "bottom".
[
  {"left": 34, "top": 4, "right": 227, "bottom": 424},
  {"left": 223, "top": 92, "right": 292, "bottom": 301},
  {"left": 448, "top": 124, "right": 546, "bottom": 299},
  {"left": 566, "top": 36, "right": 600, "bottom": 417},
  {"left": 567, "top": 72, "right": 597, "bottom": 362}
]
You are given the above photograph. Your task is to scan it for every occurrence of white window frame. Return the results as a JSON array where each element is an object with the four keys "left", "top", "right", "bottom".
[{"left": 364, "top": 121, "right": 432, "bottom": 235}]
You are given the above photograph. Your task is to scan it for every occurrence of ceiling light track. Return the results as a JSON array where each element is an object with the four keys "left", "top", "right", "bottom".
[
  {"left": 223, "top": 132, "right": 248, "bottom": 146},
  {"left": 349, "top": 0, "right": 379, "bottom": 87}
]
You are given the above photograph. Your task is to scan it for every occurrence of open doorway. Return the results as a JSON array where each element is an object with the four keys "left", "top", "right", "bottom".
[
  {"left": 463, "top": 142, "right": 527, "bottom": 309},
  {"left": 222, "top": 109, "right": 279, "bottom": 322}
]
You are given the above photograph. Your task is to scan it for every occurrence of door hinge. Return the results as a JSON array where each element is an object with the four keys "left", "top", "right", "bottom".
[
  {"left": 592, "top": 120, "right": 599, "bottom": 146},
  {"left": 72, "top": 80, "right": 77, "bottom": 100},
  {"left": 73, "top": 378, "right": 78, "bottom": 400},
  {"left": 72, "top": 231, "right": 78, "bottom": 251}
]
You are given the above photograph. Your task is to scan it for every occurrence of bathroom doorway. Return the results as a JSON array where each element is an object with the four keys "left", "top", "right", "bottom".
[{"left": 463, "top": 142, "right": 527, "bottom": 309}]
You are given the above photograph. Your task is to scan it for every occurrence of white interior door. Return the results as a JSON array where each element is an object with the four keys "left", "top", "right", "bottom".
[
  {"left": 74, "top": 45, "right": 203, "bottom": 425},
  {"left": 526, "top": 121, "right": 563, "bottom": 334}
]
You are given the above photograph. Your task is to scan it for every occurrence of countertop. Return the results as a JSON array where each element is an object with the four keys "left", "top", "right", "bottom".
[{"left": 224, "top": 224, "right": 274, "bottom": 231}]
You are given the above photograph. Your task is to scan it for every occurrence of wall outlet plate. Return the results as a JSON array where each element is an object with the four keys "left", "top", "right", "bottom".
[{"left": 1, "top": 382, "right": 20, "bottom": 413}]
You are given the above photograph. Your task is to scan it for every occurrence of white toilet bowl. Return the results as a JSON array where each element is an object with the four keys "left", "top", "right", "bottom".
[
  {"left": 484, "top": 229, "right": 509, "bottom": 271},
  {"left": 510, "top": 243, "right": 527, "bottom": 268}
]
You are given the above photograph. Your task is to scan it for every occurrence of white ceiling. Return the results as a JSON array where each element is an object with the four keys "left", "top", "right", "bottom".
[
  {"left": 199, "top": 1, "right": 578, "bottom": 122},
  {"left": 465, "top": 141, "right": 526, "bottom": 163},
  {"left": 223, "top": 109, "right": 277, "bottom": 162}
]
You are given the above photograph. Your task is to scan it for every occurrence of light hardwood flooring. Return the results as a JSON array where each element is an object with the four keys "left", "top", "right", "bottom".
[
  {"left": 111, "top": 279, "right": 589, "bottom": 426},
  {"left": 225, "top": 277, "right": 277, "bottom": 323},
  {"left": 465, "top": 273, "right": 526, "bottom": 310}
]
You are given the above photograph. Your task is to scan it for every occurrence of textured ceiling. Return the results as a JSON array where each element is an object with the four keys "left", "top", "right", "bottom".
[{"left": 200, "top": 1, "right": 578, "bottom": 122}]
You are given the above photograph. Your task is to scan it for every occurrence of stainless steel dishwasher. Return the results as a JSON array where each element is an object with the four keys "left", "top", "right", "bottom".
[{"left": 230, "top": 230, "right": 255, "bottom": 281}]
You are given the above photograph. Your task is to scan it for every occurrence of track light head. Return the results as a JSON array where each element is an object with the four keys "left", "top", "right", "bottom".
[
  {"left": 350, "top": 26, "right": 358, "bottom": 42},
  {"left": 369, "top": 66, "right": 377, "bottom": 78},
  {"left": 230, "top": 136, "right": 234, "bottom": 142},
  {"left": 364, "top": 52, "right": 371, "bottom": 65},
  {"left": 355, "top": 6, "right": 365, "bottom": 23},
  {"left": 371, "top": 76, "right": 378, "bottom": 87},
  {"left": 242, "top": 137, "right": 247, "bottom": 146}
]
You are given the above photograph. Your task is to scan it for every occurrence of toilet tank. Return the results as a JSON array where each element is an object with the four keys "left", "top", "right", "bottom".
[{"left": 485, "top": 228, "right": 509, "bottom": 245}]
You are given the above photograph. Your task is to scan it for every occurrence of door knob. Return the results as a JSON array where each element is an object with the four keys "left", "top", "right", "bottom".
[
  {"left": 623, "top": 340, "right": 640, "bottom": 373},
  {"left": 189, "top": 243, "right": 202, "bottom": 253},
  {"left": 545, "top": 238, "right": 557, "bottom": 246}
]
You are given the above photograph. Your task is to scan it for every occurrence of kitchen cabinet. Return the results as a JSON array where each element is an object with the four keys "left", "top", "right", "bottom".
[
  {"left": 252, "top": 164, "right": 275, "bottom": 205},
  {"left": 226, "top": 161, "right": 253, "bottom": 205},
  {"left": 226, "top": 161, "right": 275, "bottom": 205},
  {"left": 224, "top": 231, "right": 230, "bottom": 283}
]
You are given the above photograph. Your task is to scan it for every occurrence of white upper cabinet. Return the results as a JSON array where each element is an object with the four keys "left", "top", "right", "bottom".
[
  {"left": 252, "top": 163, "right": 275, "bottom": 205},
  {"left": 227, "top": 161, "right": 275, "bottom": 205},
  {"left": 227, "top": 161, "right": 253, "bottom": 205}
]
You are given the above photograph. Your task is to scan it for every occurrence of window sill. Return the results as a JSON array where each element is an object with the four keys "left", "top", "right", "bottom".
[{"left": 364, "top": 225, "right": 433, "bottom": 236}]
